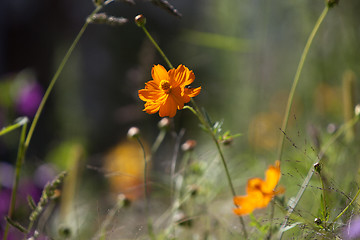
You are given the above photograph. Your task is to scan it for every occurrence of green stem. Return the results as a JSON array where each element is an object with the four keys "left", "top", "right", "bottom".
[
  {"left": 151, "top": 129, "right": 166, "bottom": 154},
  {"left": 186, "top": 101, "right": 247, "bottom": 238},
  {"left": 0, "top": 117, "right": 29, "bottom": 136},
  {"left": 136, "top": 137, "right": 149, "bottom": 211},
  {"left": 136, "top": 137, "right": 156, "bottom": 240},
  {"left": 141, "top": 26, "right": 174, "bottom": 69},
  {"left": 3, "top": 3, "right": 112, "bottom": 238},
  {"left": 99, "top": 197, "right": 126, "bottom": 240},
  {"left": 331, "top": 187, "right": 360, "bottom": 224},
  {"left": 140, "top": 23, "right": 247, "bottom": 238},
  {"left": 23, "top": 4, "right": 104, "bottom": 150},
  {"left": 3, "top": 121, "right": 28, "bottom": 240},
  {"left": 320, "top": 173, "right": 328, "bottom": 227},
  {"left": 278, "top": 116, "right": 359, "bottom": 239},
  {"left": 277, "top": 6, "right": 329, "bottom": 160}
]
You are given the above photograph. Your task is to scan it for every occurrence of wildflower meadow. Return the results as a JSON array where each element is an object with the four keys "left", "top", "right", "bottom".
[{"left": 1, "top": 0, "right": 360, "bottom": 239}]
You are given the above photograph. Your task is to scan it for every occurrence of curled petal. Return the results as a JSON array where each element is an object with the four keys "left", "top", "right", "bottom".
[{"left": 185, "top": 86, "right": 201, "bottom": 98}]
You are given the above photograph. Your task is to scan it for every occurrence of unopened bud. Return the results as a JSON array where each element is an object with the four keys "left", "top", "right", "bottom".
[
  {"left": 187, "top": 184, "right": 199, "bottom": 197},
  {"left": 173, "top": 211, "right": 193, "bottom": 228},
  {"left": 326, "top": 0, "right": 339, "bottom": 8},
  {"left": 326, "top": 123, "right": 337, "bottom": 134},
  {"left": 314, "top": 162, "right": 321, "bottom": 173},
  {"left": 93, "top": 0, "right": 105, "bottom": 7},
  {"left": 181, "top": 140, "right": 197, "bottom": 152},
  {"left": 355, "top": 104, "right": 360, "bottom": 117},
  {"left": 127, "top": 127, "right": 140, "bottom": 139},
  {"left": 158, "top": 118, "right": 171, "bottom": 130},
  {"left": 314, "top": 218, "right": 322, "bottom": 225},
  {"left": 135, "top": 14, "right": 146, "bottom": 27},
  {"left": 117, "top": 193, "right": 131, "bottom": 207}
]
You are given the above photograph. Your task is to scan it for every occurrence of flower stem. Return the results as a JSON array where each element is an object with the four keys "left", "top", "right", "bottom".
[
  {"left": 140, "top": 22, "right": 247, "bottom": 238},
  {"left": 23, "top": 4, "right": 104, "bottom": 151},
  {"left": 141, "top": 26, "right": 174, "bottom": 69},
  {"left": 331, "top": 187, "right": 360, "bottom": 225},
  {"left": 278, "top": 116, "right": 359, "bottom": 239},
  {"left": 185, "top": 102, "right": 248, "bottom": 238},
  {"left": 2, "top": 120, "right": 28, "bottom": 240},
  {"left": 135, "top": 137, "right": 156, "bottom": 240},
  {"left": 2, "top": 4, "right": 112, "bottom": 239},
  {"left": 277, "top": 6, "right": 329, "bottom": 161}
]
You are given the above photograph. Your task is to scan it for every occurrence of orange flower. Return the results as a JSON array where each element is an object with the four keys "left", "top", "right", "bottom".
[
  {"left": 138, "top": 64, "right": 201, "bottom": 118},
  {"left": 233, "top": 160, "right": 284, "bottom": 216}
]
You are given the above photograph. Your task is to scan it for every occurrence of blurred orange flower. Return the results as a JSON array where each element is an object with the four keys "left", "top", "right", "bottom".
[
  {"left": 138, "top": 64, "right": 201, "bottom": 118},
  {"left": 233, "top": 160, "right": 284, "bottom": 216},
  {"left": 104, "top": 141, "right": 150, "bottom": 200}
]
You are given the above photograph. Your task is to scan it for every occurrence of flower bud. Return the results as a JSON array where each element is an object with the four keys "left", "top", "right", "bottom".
[
  {"left": 118, "top": 193, "right": 131, "bottom": 207},
  {"left": 181, "top": 140, "right": 197, "bottom": 152},
  {"left": 158, "top": 117, "right": 171, "bottom": 130},
  {"left": 355, "top": 104, "right": 360, "bottom": 117},
  {"left": 326, "top": 0, "right": 339, "bottom": 8},
  {"left": 93, "top": 0, "right": 105, "bottom": 7},
  {"left": 314, "top": 162, "right": 321, "bottom": 174},
  {"left": 314, "top": 218, "right": 322, "bottom": 225},
  {"left": 127, "top": 127, "right": 140, "bottom": 139},
  {"left": 135, "top": 14, "right": 146, "bottom": 27}
]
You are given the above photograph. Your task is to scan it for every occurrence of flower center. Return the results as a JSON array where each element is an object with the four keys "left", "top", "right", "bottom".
[{"left": 160, "top": 80, "right": 171, "bottom": 93}]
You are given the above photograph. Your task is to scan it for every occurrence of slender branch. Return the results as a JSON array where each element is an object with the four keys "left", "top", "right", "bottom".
[
  {"left": 23, "top": 4, "right": 104, "bottom": 150},
  {"left": 278, "top": 116, "right": 359, "bottom": 239},
  {"left": 3, "top": 121, "right": 28, "bottom": 240},
  {"left": 277, "top": 6, "right": 329, "bottom": 160},
  {"left": 141, "top": 26, "right": 174, "bottom": 69}
]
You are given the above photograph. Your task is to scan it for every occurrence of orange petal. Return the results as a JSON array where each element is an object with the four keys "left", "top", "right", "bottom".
[
  {"left": 246, "top": 178, "right": 263, "bottom": 194},
  {"left": 138, "top": 88, "right": 163, "bottom": 102},
  {"left": 159, "top": 95, "right": 177, "bottom": 118},
  {"left": 170, "top": 65, "right": 195, "bottom": 88},
  {"left": 184, "top": 86, "right": 201, "bottom": 98},
  {"left": 261, "top": 160, "right": 281, "bottom": 193},
  {"left": 233, "top": 191, "right": 263, "bottom": 216},
  {"left": 152, "top": 65, "right": 169, "bottom": 84},
  {"left": 144, "top": 101, "right": 161, "bottom": 114}
]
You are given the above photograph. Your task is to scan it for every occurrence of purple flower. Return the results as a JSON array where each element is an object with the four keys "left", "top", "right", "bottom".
[
  {"left": 15, "top": 81, "right": 43, "bottom": 117},
  {"left": 343, "top": 216, "right": 360, "bottom": 239}
]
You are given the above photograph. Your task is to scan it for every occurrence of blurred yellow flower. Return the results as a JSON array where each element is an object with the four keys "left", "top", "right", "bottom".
[
  {"left": 104, "top": 141, "right": 149, "bottom": 200},
  {"left": 233, "top": 160, "right": 284, "bottom": 216},
  {"left": 138, "top": 64, "right": 201, "bottom": 118}
]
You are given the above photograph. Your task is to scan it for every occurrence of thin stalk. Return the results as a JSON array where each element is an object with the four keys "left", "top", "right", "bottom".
[
  {"left": 278, "top": 116, "right": 359, "bottom": 239},
  {"left": 0, "top": 117, "right": 29, "bottom": 136},
  {"left": 185, "top": 103, "right": 247, "bottom": 238},
  {"left": 3, "top": 121, "right": 28, "bottom": 240},
  {"left": 319, "top": 174, "right": 328, "bottom": 228},
  {"left": 3, "top": 3, "right": 112, "bottom": 239},
  {"left": 23, "top": 4, "right": 106, "bottom": 150},
  {"left": 140, "top": 24, "right": 247, "bottom": 238},
  {"left": 136, "top": 137, "right": 149, "bottom": 211},
  {"left": 99, "top": 196, "right": 126, "bottom": 240},
  {"left": 135, "top": 137, "right": 156, "bottom": 240},
  {"left": 277, "top": 6, "right": 329, "bottom": 160},
  {"left": 151, "top": 129, "right": 166, "bottom": 154},
  {"left": 331, "top": 187, "right": 360, "bottom": 225},
  {"left": 141, "top": 26, "right": 174, "bottom": 69}
]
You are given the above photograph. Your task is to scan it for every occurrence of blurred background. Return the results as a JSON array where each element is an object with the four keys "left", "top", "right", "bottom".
[{"left": 1, "top": 0, "right": 360, "bottom": 238}]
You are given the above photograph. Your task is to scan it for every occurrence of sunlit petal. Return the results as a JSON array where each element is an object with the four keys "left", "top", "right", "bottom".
[{"left": 152, "top": 64, "right": 169, "bottom": 84}]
